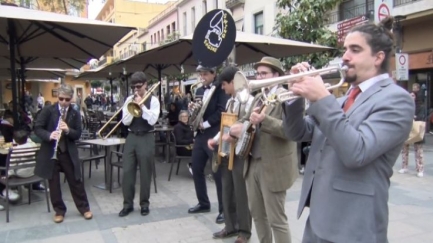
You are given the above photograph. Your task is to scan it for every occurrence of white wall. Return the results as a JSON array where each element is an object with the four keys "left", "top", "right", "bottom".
[
  {"left": 243, "top": 0, "right": 278, "bottom": 35},
  {"left": 177, "top": 0, "right": 226, "bottom": 37}
]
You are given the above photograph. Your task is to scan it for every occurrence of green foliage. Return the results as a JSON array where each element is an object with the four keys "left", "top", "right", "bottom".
[
  {"left": 90, "top": 80, "right": 102, "bottom": 88},
  {"left": 275, "top": 0, "right": 344, "bottom": 68},
  {"left": 104, "top": 85, "right": 111, "bottom": 92},
  {"left": 37, "top": 0, "right": 86, "bottom": 15}
]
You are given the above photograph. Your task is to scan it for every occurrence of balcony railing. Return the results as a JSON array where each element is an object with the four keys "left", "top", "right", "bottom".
[
  {"left": 394, "top": 0, "right": 418, "bottom": 7},
  {"left": 326, "top": 0, "right": 373, "bottom": 24},
  {"left": 226, "top": 0, "right": 245, "bottom": 9}
]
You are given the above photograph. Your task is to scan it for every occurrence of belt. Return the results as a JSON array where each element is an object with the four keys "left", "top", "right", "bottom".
[{"left": 129, "top": 130, "right": 151, "bottom": 136}]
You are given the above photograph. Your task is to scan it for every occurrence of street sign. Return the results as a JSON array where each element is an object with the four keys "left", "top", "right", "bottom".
[
  {"left": 395, "top": 53, "right": 409, "bottom": 81},
  {"left": 374, "top": 0, "right": 393, "bottom": 23},
  {"left": 337, "top": 15, "right": 369, "bottom": 44}
]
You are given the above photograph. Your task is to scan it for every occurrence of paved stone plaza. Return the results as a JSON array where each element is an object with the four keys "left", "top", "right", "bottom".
[{"left": 0, "top": 143, "right": 432, "bottom": 243}]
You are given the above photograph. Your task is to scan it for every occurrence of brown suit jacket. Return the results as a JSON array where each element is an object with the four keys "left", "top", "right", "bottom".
[{"left": 240, "top": 87, "right": 298, "bottom": 192}]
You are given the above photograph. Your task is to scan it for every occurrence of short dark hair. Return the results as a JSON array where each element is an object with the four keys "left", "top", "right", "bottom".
[
  {"left": 349, "top": 16, "right": 394, "bottom": 73},
  {"left": 218, "top": 66, "right": 239, "bottom": 84},
  {"left": 13, "top": 130, "right": 28, "bottom": 145},
  {"left": 130, "top": 72, "right": 148, "bottom": 85}
]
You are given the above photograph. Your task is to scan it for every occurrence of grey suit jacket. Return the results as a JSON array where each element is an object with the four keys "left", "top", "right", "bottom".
[
  {"left": 282, "top": 78, "right": 414, "bottom": 243},
  {"left": 241, "top": 88, "right": 298, "bottom": 192}
]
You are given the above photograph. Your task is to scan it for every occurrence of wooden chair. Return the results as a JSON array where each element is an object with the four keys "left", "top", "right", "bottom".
[
  {"left": 0, "top": 147, "right": 50, "bottom": 223},
  {"left": 168, "top": 131, "right": 192, "bottom": 181}
]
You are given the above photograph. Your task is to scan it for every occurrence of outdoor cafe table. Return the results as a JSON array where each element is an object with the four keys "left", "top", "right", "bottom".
[
  {"left": 154, "top": 125, "right": 174, "bottom": 163},
  {"left": 79, "top": 138, "right": 125, "bottom": 191}
]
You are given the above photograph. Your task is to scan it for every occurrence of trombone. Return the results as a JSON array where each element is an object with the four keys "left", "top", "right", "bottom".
[
  {"left": 97, "top": 82, "right": 161, "bottom": 139},
  {"left": 233, "top": 64, "right": 348, "bottom": 104}
]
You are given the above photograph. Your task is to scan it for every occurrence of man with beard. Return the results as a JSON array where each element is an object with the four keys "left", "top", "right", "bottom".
[{"left": 282, "top": 17, "right": 414, "bottom": 243}]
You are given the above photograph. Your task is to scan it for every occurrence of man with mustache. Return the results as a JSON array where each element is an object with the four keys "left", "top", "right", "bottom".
[{"left": 282, "top": 17, "right": 415, "bottom": 243}]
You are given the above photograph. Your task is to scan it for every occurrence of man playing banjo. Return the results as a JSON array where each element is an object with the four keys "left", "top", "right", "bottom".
[{"left": 225, "top": 57, "right": 298, "bottom": 243}]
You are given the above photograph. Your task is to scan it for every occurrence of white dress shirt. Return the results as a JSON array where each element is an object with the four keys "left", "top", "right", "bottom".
[
  {"left": 202, "top": 83, "right": 214, "bottom": 129},
  {"left": 122, "top": 95, "right": 160, "bottom": 126},
  {"left": 348, "top": 73, "right": 390, "bottom": 101}
]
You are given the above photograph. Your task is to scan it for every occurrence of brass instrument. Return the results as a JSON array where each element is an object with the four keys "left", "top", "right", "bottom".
[
  {"left": 97, "top": 82, "right": 161, "bottom": 139},
  {"left": 51, "top": 107, "right": 66, "bottom": 160},
  {"left": 190, "top": 81, "right": 203, "bottom": 101},
  {"left": 233, "top": 64, "right": 348, "bottom": 104}
]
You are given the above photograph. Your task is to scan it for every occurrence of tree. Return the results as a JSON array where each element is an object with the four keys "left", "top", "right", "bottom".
[
  {"left": 90, "top": 80, "right": 102, "bottom": 88},
  {"left": 104, "top": 85, "right": 111, "bottom": 92},
  {"left": 275, "top": 0, "right": 344, "bottom": 69},
  {"left": 1, "top": 0, "right": 87, "bottom": 15}
]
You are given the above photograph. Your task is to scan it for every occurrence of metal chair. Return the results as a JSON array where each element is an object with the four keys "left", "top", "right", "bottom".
[
  {"left": 0, "top": 147, "right": 50, "bottom": 223},
  {"left": 168, "top": 131, "right": 192, "bottom": 181}
]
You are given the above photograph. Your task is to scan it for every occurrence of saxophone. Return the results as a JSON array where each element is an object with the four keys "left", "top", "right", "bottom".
[
  {"left": 190, "top": 85, "right": 216, "bottom": 132},
  {"left": 51, "top": 107, "right": 66, "bottom": 160}
]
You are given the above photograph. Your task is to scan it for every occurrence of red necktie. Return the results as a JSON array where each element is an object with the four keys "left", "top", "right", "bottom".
[{"left": 343, "top": 86, "right": 361, "bottom": 112}]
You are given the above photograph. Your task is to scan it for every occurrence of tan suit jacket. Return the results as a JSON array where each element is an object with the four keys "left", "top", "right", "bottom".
[{"left": 240, "top": 87, "right": 298, "bottom": 192}]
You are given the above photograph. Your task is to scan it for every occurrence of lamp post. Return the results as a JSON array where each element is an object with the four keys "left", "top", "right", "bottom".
[{"left": 393, "top": 15, "right": 407, "bottom": 53}]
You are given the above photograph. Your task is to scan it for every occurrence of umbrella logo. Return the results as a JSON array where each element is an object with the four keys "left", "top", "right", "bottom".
[{"left": 204, "top": 10, "right": 228, "bottom": 52}]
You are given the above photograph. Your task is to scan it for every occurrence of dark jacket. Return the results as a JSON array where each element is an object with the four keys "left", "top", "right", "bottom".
[
  {"left": 173, "top": 122, "right": 194, "bottom": 156},
  {"left": 195, "top": 81, "right": 229, "bottom": 138},
  {"left": 34, "top": 103, "right": 82, "bottom": 180}
]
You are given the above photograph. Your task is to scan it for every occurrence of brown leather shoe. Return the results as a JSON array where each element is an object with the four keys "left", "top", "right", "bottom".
[
  {"left": 234, "top": 235, "right": 248, "bottom": 243},
  {"left": 53, "top": 215, "right": 64, "bottom": 223},
  {"left": 212, "top": 228, "right": 238, "bottom": 239},
  {"left": 83, "top": 211, "right": 93, "bottom": 220}
]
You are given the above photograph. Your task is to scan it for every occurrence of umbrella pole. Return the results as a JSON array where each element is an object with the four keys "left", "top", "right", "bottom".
[
  {"left": 158, "top": 66, "right": 162, "bottom": 115},
  {"left": 7, "top": 20, "right": 19, "bottom": 128},
  {"left": 110, "top": 77, "right": 114, "bottom": 112},
  {"left": 20, "top": 59, "right": 26, "bottom": 112}
]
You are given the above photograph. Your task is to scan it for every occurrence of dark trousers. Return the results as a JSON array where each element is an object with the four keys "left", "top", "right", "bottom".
[
  {"left": 191, "top": 134, "right": 223, "bottom": 212},
  {"left": 122, "top": 133, "right": 154, "bottom": 208},
  {"left": 221, "top": 156, "right": 252, "bottom": 237},
  {"left": 49, "top": 152, "right": 90, "bottom": 216}
]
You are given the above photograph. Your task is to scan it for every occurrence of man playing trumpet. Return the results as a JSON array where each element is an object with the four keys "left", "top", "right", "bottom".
[
  {"left": 225, "top": 57, "right": 298, "bottom": 243},
  {"left": 118, "top": 72, "right": 160, "bottom": 217},
  {"left": 282, "top": 17, "right": 414, "bottom": 243}
]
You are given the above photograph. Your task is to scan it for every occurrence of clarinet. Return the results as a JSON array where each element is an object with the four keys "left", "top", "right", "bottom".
[{"left": 51, "top": 107, "right": 66, "bottom": 160}]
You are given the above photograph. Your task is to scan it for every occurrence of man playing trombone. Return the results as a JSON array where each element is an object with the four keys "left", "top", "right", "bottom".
[
  {"left": 118, "top": 71, "right": 160, "bottom": 217},
  {"left": 225, "top": 57, "right": 298, "bottom": 243}
]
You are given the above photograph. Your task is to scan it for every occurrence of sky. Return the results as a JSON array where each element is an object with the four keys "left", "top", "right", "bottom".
[{"left": 88, "top": 0, "right": 175, "bottom": 19}]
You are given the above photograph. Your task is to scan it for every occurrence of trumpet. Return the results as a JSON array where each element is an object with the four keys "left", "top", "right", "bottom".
[
  {"left": 233, "top": 64, "right": 348, "bottom": 104},
  {"left": 97, "top": 82, "right": 161, "bottom": 139},
  {"left": 51, "top": 107, "right": 66, "bottom": 160}
]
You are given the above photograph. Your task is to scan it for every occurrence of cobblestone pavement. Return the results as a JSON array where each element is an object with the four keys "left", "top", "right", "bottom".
[{"left": 0, "top": 145, "right": 432, "bottom": 243}]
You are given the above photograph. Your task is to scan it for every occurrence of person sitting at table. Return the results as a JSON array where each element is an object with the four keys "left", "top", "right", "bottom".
[
  {"left": 165, "top": 103, "right": 180, "bottom": 126},
  {"left": 173, "top": 110, "right": 194, "bottom": 156}
]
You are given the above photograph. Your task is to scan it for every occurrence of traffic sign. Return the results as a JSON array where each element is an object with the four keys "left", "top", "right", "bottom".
[
  {"left": 374, "top": 0, "right": 392, "bottom": 23},
  {"left": 337, "top": 15, "right": 369, "bottom": 44},
  {"left": 395, "top": 53, "right": 409, "bottom": 81}
]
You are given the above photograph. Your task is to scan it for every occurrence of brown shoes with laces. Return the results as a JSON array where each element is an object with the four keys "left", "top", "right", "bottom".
[
  {"left": 234, "top": 235, "right": 248, "bottom": 243},
  {"left": 213, "top": 228, "right": 238, "bottom": 239}
]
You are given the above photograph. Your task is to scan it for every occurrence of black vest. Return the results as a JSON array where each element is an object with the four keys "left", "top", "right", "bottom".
[{"left": 129, "top": 97, "right": 153, "bottom": 133}]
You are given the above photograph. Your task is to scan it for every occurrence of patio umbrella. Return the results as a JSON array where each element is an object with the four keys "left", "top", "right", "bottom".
[
  {"left": 0, "top": 4, "right": 134, "bottom": 125},
  {"left": 0, "top": 56, "right": 86, "bottom": 69},
  {"left": 0, "top": 68, "right": 66, "bottom": 80}
]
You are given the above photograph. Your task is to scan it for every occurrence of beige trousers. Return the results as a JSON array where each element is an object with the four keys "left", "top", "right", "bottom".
[{"left": 245, "top": 157, "right": 291, "bottom": 243}]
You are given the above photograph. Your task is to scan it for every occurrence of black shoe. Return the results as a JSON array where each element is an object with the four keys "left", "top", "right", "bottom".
[
  {"left": 188, "top": 204, "right": 210, "bottom": 214},
  {"left": 118, "top": 207, "right": 133, "bottom": 217},
  {"left": 141, "top": 207, "right": 149, "bottom": 216},
  {"left": 216, "top": 213, "right": 224, "bottom": 224}
]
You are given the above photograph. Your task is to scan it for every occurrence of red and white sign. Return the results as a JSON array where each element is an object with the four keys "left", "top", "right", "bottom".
[
  {"left": 374, "top": 0, "right": 393, "bottom": 23},
  {"left": 337, "top": 15, "right": 369, "bottom": 44},
  {"left": 395, "top": 53, "right": 409, "bottom": 81}
]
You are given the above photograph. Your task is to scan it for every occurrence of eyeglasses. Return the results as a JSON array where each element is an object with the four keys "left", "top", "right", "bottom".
[
  {"left": 58, "top": 97, "right": 71, "bottom": 102},
  {"left": 131, "top": 84, "right": 144, "bottom": 89},
  {"left": 255, "top": 71, "right": 272, "bottom": 78}
]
